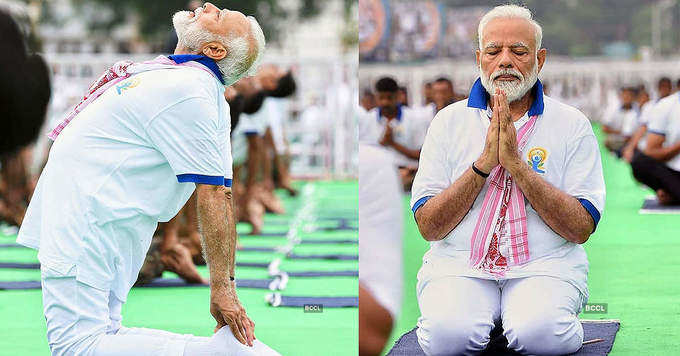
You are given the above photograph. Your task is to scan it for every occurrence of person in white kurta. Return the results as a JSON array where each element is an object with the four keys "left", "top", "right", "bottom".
[
  {"left": 17, "top": 4, "right": 279, "bottom": 356},
  {"left": 410, "top": 5, "right": 605, "bottom": 355},
  {"left": 358, "top": 141, "right": 404, "bottom": 356}
]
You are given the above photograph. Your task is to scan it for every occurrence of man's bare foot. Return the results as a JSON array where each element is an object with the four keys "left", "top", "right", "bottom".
[
  {"left": 256, "top": 187, "right": 285, "bottom": 214},
  {"left": 277, "top": 179, "right": 298, "bottom": 196},
  {"left": 160, "top": 243, "right": 207, "bottom": 284},
  {"left": 657, "top": 189, "right": 678, "bottom": 205},
  {"left": 245, "top": 199, "right": 265, "bottom": 235},
  {"left": 180, "top": 233, "right": 206, "bottom": 265}
]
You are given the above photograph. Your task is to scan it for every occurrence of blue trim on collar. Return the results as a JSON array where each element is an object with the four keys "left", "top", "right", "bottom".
[
  {"left": 467, "top": 78, "right": 544, "bottom": 116},
  {"left": 377, "top": 105, "right": 403, "bottom": 122},
  {"left": 168, "top": 54, "right": 225, "bottom": 85}
]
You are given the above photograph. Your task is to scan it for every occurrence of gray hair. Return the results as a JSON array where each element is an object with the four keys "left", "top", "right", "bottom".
[
  {"left": 175, "top": 12, "right": 266, "bottom": 86},
  {"left": 477, "top": 5, "right": 542, "bottom": 52}
]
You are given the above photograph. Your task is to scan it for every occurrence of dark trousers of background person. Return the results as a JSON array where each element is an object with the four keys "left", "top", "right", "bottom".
[{"left": 631, "top": 149, "right": 680, "bottom": 203}]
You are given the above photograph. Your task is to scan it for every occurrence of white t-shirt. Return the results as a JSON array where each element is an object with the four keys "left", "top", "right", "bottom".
[
  {"left": 604, "top": 106, "right": 639, "bottom": 136},
  {"left": 646, "top": 92, "right": 680, "bottom": 171},
  {"left": 358, "top": 143, "right": 403, "bottom": 317},
  {"left": 636, "top": 100, "right": 658, "bottom": 151},
  {"left": 410, "top": 79, "right": 605, "bottom": 300},
  {"left": 17, "top": 66, "right": 232, "bottom": 301},
  {"left": 362, "top": 106, "right": 429, "bottom": 167}
]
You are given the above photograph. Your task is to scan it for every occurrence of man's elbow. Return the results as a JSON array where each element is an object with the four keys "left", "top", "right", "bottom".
[
  {"left": 415, "top": 219, "right": 441, "bottom": 241},
  {"left": 568, "top": 224, "right": 593, "bottom": 244}
]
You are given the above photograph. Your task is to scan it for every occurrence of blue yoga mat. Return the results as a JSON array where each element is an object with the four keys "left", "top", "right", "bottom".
[
  {"left": 386, "top": 320, "right": 620, "bottom": 356},
  {"left": 0, "top": 261, "right": 271, "bottom": 269},
  {"left": 285, "top": 270, "right": 358, "bottom": 277},
  {"left": 266, "top": 293, "right": 358, "bottom": 308},
  {"left": 299, "top": 239, "right": 357, "bottom": 245},
  {"left": 286, "top": 253, "right": 358, "bottom": 261},
  {"left": 0, "top": 278, "right": 279, "bottom": 290}
]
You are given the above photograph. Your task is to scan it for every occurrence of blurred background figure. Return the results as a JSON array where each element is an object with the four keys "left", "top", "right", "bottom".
[
  {"left": 0, "top": 6, "right": 50, "bottom": 228},
  {"left": 358, "top": 142, "right": 403, "bottom": 356},
  {"left": 602, "top": 86, "right": 639, "bottom": 156}
]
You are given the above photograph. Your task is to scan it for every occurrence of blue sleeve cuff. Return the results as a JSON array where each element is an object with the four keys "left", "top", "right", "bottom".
[
  {"left": 224, "top": 178, "right": 232, "bottom": 187},
  {"left": 578, "top": 198, "right": 601, "bottom": 233},
  {"left": 177, "top": 174, "right": 224, "bottom": 185},
  {"left": 244, "top": 131, "right": 259, "bottom": 137},
  {"left": 412, "top": 196, "right": 434, "bottom": 214},
  {"left": 648, "top": 130, "right": 666, "bottom": 136}
]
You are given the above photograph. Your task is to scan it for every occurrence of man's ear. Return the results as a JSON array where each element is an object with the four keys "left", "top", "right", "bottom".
[
  {"left": 537, "top": 48, "right": 547, "bottom": 73},
  {"left": 202, "top": 41, "right": 228, "bottom": 61}
]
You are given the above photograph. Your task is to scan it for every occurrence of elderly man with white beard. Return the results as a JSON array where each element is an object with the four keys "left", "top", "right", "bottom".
[
  {"left": 17, "top": 3, "right": 281, "bottom": 355},
  {"left": 410, "top": 5, "right": 605, "bottom": 355}
]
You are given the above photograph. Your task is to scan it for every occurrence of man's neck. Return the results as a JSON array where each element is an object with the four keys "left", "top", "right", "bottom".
[
  {"left": 381, "top": 107, "right": 398, "bottom": 120},
  {"left": 489, "top": 91, "right": 534, "bottom": 121},
  {"left": 174, "top": 46, "right": 193, "bottom": 55}
]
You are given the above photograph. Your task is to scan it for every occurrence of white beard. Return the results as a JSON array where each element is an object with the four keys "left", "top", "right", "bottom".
[
  {"left": 480, "top": 61, "right": 538, "bottom": 103},
  {"left": 172, "top": 9, "right": 207, "bottom": 51}
]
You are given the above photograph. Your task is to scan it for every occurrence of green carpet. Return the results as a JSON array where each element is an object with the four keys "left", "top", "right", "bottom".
[
  {"left": 0, "top": 180, "right": 358, "bottom": 355},
  {"left": 384, "top": 124, "right": 680, "bottom": 355}
]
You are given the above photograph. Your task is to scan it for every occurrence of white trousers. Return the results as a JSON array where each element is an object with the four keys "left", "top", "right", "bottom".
[
  {"left": 416, "top": 275, "right": 584, "bottom": 356},
  {"left": 41, "top": 266, "right": 280, "bottom": 356}
]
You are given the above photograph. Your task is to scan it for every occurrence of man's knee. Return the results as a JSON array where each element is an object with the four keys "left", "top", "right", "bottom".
[
  {"left": 504, "top": 314, "right": 583, "bottom": 355},
  {"left": 49, "top": 332, "right": 103, "bottom": 356},
  {"left": 417, "top": 315, "right": 492, "bottom": 356}
]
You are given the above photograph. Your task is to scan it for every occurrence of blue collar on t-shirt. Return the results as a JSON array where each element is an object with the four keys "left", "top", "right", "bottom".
[
  {"left": 467, "top": 77, "right": 545, "bottom": 116},
  {"left": 168, "top": 54, "right": 225, "bottom": 85},
  {"left": 377, "top": 104, "right": 403, "bottom": 122}
]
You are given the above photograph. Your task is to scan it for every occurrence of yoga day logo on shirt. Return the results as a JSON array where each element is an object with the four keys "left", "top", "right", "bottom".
[
  {"left": 116, "top": 77, "right": 141, "bottom": 95},
  {"left": 527, "top": 147, "right": 548, "bottom": 174}
]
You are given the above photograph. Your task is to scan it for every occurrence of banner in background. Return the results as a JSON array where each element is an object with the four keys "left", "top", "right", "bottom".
[{"left": 360, "top": 0, "right": 490, "bottom": 63}]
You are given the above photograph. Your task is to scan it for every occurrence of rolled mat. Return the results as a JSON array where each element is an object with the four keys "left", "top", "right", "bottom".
[
  {"left": 0, "top": 261, "right": 272, "bottom": 269},
  {"left": 0, "top": 244, "right": 25, "bottom": 248},
  {"left": 639, "top": 198, "right": 680, "bottom": 214},
  {"left": 244, "top": 231, "right": 288, "bottom": 237},
  {"left": 0, "top": 262, "right": 39, "bottom": 269},
  {"left": 386, "top": 320, "right": 621, "bottom": 356},
  {"left": 0, "top": 277, "right": 286, "bottom": 290},
  {"left": 298, "top": 239, "right": 357, "bottom": 245},
  {"left": 323, "top": 219, "right": 357, "bottom": 231},
  {"left": 286, "top": 253, "right": 358, "bottom": 261},
  {"left": 265, "top": 293, "right": 358, "bottom": 308},
  {"left": 284, "top": 270, "right": 358, "bottom": 277},
  {"left": 238, "top": 246, "right": 276, "bottom": 252}
]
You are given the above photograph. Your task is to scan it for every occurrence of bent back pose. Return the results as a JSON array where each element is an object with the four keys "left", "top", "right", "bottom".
[{"left": 18, "top": 3, "right": 280, "bottom": 355}]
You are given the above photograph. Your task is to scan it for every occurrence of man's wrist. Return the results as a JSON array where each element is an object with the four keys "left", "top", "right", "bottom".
[
  {"left": 506, "top": 158, "right": 529, "bottom": 178},
  {"left": 471, "top": 162, "right": 490, "bottom": 178},
  {"left": 474, "top": 158, "right": 493, "bottom": 175}
]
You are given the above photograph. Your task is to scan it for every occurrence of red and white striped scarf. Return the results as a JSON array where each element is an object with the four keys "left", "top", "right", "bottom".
[
  {"left": 469, "top": 114, "right": 539, "bottom": 270},
  {"left": 48, "top": 55, "right": 216, "bottom": 140}
]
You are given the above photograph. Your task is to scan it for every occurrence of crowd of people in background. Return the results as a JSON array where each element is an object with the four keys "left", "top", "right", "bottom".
[
  {"left": 602, "top": 77, "right": 680, "bottom": 206},
  {"left": 358, "top": 75, "right": 467, "bottom": 190}
]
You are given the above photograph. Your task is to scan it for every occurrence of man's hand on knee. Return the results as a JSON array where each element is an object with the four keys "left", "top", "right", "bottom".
[{"left": 210, "top": 285, "right": 256, "bottom": 347}]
